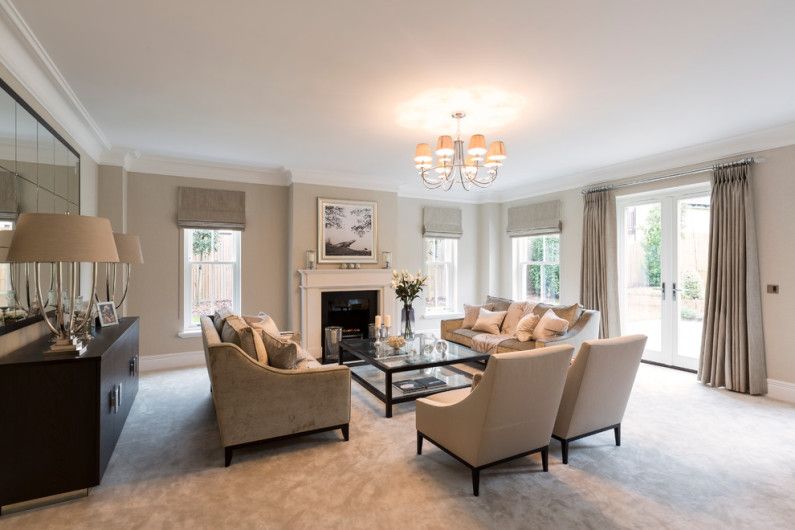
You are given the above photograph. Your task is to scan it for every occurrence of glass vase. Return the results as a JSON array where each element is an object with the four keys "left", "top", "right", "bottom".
[{"left": 401, "top": 303, "right": 415, "bottom": 339}]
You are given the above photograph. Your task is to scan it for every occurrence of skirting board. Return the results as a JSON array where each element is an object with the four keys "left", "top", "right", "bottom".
[
  {"left": 767, "top": 378, "right": 795, "bottom": 404},
  {"left": 140, "top": 350, "right": 206, "bottom": 372}
]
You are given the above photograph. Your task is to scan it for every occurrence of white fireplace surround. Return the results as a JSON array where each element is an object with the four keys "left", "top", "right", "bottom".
[{"left": 298, "top": 269, "right": 397, "bottom": 358}]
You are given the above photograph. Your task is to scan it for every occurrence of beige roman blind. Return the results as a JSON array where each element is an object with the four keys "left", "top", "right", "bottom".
[
  {"left": 0, "top": 172, "right": 18, "bottom": 221},
  {"left": 423, "top": 207, "right": 463, "bottom": 239},
  {"left": 506, "top": 200, "right": 562, "bottom": 237},
  {"left": 177, "top": 186, "right": 245, "bottom": 230}
]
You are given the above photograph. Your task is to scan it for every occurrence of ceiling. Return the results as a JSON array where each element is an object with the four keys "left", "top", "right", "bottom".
[{"left": 10, "top": 0, "right": 795, "bottom": 197}]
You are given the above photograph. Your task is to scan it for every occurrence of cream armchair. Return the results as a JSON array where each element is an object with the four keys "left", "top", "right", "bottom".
[
  {"left": 415, "top": 344, "right": 574, "bottom": 496},
  {"left": 200, "top": 316, "right": 351, "bottom": 466},
  {"left": 552, "top": 335, "right": 647, "bottom": 464}
]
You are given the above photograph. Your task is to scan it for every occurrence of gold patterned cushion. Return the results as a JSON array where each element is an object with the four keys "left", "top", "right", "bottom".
[
  {"left": 472, "top": 308, "right": 508, "bottom": 334},
  {"left": 533, "top": 303, "right": 581, "bottom": 328},
  {"left": 515, "top": 313, "right": 541, "bottom": 342}
]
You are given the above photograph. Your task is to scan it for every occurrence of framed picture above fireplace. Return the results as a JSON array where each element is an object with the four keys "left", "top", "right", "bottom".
[{"left": 318, "top": 198, "right": 377, "bottom": 263}]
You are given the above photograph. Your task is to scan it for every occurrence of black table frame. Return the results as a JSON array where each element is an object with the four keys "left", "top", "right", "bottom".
[{"left": 339, "top": 339, "right": 489, "bottom": 418}]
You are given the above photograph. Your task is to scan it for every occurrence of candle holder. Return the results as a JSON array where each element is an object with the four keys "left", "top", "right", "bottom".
[{"left": 306, "top": 250, "right": 316, "bottom": 270}]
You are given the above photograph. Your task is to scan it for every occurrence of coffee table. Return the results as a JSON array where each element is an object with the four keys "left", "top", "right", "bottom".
[{"left": 339, "top": 338, "right": 489, "bottom": 418}]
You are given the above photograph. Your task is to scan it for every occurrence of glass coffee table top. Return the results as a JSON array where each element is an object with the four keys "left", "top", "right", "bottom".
[{"left": 340, "top": 338, "right": 488, "bottom": 372}]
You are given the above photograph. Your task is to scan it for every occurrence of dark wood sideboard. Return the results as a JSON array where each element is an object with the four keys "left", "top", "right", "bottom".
[{"left": 0, "top": 317, "right": 140, "bottom": 511}]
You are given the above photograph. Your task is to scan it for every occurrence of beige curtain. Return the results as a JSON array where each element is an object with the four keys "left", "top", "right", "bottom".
[
  {"left": 699, "top": 163, "right": 766, "bottom": 394},
  {"left": 580, "top": 190, "right": 619, "bottom": 338}
]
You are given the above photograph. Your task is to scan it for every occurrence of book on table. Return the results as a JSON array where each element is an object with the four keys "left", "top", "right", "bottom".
[{"left": 393, "top": 376, "right": 447, "bottom": 393}]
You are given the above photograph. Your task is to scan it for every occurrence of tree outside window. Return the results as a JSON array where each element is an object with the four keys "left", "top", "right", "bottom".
[{"left": 513, "top": 234, "right": 560, "bottom": 303}]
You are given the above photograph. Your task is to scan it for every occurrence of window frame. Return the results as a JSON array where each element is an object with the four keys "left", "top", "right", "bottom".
[
  {"left": 511, "top": 233, "right": 561, "bottom": 304},
  {"left": 423, "top": 236, "right": 459, "bottom": 316},
  {"left": 181, "top": 228, "right": 242, "bottom": 332}
]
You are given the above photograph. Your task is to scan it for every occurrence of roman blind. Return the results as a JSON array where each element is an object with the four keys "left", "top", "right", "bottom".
[
  {"left": 423, "top": 207, "right": 462, "bottom": 239},
  {"left": 0, "top": 172, "right": 17, "bottom": 221},
  {"left": 177, "top": 186, "right": 246, "bottom": 230},
  {"left": 506, "top": 200, "right": 562, "bottom": 237}
]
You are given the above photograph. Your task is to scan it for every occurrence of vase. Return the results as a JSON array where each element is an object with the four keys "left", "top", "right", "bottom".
[{"left": 401, "top": 303, "right": 415, "bottom": 339}]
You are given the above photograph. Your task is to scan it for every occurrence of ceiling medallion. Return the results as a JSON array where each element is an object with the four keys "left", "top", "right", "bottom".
[{"left": 414, "top": 112, "right": 506, "bottom": 191}]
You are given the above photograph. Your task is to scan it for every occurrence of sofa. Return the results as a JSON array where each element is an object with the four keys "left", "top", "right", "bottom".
[
  {"left": 441, "top": 296, "right": 600, "bottom": 355},
  {"left": 200, "top": 315, "right": 351, "bottom": 466}
]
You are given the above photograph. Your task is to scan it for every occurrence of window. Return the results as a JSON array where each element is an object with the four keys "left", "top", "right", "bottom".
[
  {"left": 182, "top": 228, "right": 241, "bottom": 330},
  {"left": 424, "top": 237, "right": 458, "bottom": 315},
  {"left": 512, "top": 234, "right": 560, "bottom": 303}
]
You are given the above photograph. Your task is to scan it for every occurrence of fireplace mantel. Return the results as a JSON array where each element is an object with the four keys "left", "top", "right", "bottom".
[{"left": 298, "top": 269, "right": 397, "bottom": 358}]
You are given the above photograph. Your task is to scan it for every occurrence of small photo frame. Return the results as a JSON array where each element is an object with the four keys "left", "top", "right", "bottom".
[{"left": 97, "top": 301, "right": 119, "bottom": 327}]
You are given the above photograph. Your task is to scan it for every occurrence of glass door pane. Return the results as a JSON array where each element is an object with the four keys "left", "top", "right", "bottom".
[
  {"left": 674, "top": 194, "right": 710, "bottom": 370},
  {"left": 620, "top": 202, "right": 664, "bottom": 362}
]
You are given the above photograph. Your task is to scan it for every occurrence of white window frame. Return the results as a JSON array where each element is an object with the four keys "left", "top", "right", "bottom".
[
  {"left": 181, "top": 228, "right": 241, "bottom": 333},
  {"left": 423, "top": 237, "right": 458, "bottom": 316},
  {"left": 512, "top": 234, "right": 560, "bottom": 304}
]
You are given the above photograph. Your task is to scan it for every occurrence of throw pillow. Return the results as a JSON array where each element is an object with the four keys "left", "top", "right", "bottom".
[
  {"left": 212, "top": 308, "right": 233, "bottom": 335},
  {"left": 220, "top": 315, "right": 247, "bottom": 346},
  {"left": 239, "top": 326, "right": 268, "bottom": 364},
  {"left": 259, "top": 330, "right": 300, "bottom": 369},
  {"left": 472, "top": 308, "right": 508, "bottom": 334},
  {"left": 462, "top": 303, "right": 494, "bottom": 329},
  {"left": 533, "top": 303, "right": 581, "bottom": 328},
  {"left": 501, "top": 301, "right": 532, "bottom": 335},
  {"left": 534, "top": 309, "right": 570, "bottom": 340},
  {"left": 515, "top": 313, "right": 540, "bottom": 342},
  {"left": 485, "top": 295, "right": 512, "bottom": 312},
  {"left": 246, "top": 314, "right": 281, "bottom": 339}
]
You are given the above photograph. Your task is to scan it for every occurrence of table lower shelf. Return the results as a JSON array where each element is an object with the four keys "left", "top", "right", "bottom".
[{"left": 350, "top": 363, "right": 473, "bottom": 417}]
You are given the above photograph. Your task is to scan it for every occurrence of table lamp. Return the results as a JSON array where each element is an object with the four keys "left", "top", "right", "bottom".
[
  {"left": 102, "top": 233, "right": 144, "bottom": 309},
  {"left": 7, "top": 213, "right": 119, "bottom": 354}
]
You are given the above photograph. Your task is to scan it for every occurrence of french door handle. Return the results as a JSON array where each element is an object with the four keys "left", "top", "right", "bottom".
[
  {"left": 671, "top": 282, "right": 679, "bottom": 301},
  {"left": 661, "top": 282, "right": 666, "bottom": 300}
]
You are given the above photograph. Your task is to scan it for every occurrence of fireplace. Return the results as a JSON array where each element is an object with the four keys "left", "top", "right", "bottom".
[{"left": 321, "top": 290, "right": 378, "bottom": 343}]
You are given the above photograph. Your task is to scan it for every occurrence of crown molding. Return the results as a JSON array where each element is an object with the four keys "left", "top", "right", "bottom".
[
  {"left": 289, "top": 168, "right": 401, "bottom": 193},
  {"left": 119, "top": 151, "right": 290, "bottom": 186},
  {"left": 0, "top": 0, "right": 109, "bottom": 161},
  {"left": 488, "top": 120, "right": 795, "bottom": 203}
]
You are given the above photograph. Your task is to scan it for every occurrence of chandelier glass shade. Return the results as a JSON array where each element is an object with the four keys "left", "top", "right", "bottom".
[{"left": 414, "top": 112, "right": 506, "bottom": 191}]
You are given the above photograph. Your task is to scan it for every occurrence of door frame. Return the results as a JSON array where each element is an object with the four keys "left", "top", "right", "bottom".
[{"left": 616, "top": 182, "right": 710, "bottom": 371}]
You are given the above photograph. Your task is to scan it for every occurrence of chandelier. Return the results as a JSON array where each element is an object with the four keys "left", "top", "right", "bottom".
[{"left": 414, "top": 112, "right": 506, "bottom": 191}]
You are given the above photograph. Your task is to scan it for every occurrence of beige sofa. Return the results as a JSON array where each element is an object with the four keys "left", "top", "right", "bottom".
[
  {"left": 200, "top": 316, "right": 351, "bottom": 466},
  {"left": 441, "top": 298, "right": 600, "bottom": 355}
]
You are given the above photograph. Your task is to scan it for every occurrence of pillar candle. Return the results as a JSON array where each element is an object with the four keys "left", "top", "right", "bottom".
[
  {"left": 374, "top": 315, "right": 381, "bottom": 328},
  {"left": 383, "top": 314, "right": 392, "bottom": 328}
]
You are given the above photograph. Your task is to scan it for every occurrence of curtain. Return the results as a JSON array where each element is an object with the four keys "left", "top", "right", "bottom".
[
  {"left": 580, "top": 190, "right": 619, "bottom": 338},
  {"left": 699, "top": 163, "right": 766, "bottom": 394},
  {"left": 177, "top": 187, "right": 245, "bottom": 230}
]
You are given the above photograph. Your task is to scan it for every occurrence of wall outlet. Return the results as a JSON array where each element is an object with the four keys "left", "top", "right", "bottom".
[{"left": 767, "top": 284, "right": 779, "bottom": 294}]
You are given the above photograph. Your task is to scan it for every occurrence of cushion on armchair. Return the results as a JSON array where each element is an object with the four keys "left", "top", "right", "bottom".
[{"left": 472, "top": 308, "right": 508, "bottom": 334}]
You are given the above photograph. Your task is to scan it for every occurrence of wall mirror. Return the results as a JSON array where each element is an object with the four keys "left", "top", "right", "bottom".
[{"left": 0, "top": 77, "right": 80, "bottom": 334}]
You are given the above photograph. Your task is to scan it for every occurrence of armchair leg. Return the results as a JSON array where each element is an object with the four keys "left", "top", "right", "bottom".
[
  {"left": 472, "top": 468, "right": 480, "bottom": 496},
  {"left": 417, "top": 432, "right": 423, "bottom": 455},
  {"left": 224, "top": 447, "right": 233, "bottom": 467},
  {"left": 341, "top": 424, "right": 349, "bottom": 441},
  {"left": 614, "top": 424, "right": 621, "bottom": 446},
  {"left": 561, "top": 440, "right": 569, "bottom": 465},
  {"left": 541, "top": 446, "right": 549, "bottom": 472}
]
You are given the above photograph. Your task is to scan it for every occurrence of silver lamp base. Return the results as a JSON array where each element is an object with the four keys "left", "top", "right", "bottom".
[{"left": 46, "top": 336, "right": 88, "bottom": 356}]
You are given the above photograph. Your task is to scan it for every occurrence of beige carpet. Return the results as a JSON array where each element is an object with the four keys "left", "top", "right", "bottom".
[{"left": 2, "top": 363, "right": 794, "bottom": 529}]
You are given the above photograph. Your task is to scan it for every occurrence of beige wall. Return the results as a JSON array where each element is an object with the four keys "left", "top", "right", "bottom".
[{"left": 125, "top": 172, "right": 289, "bottom": 357}]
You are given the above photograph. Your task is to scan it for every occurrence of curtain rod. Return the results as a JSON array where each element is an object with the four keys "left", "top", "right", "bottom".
[{"left": 581, "top": 157, "right": 756, "bottom": 195}]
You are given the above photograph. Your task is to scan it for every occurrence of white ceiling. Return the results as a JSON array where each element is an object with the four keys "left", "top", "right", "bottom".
[{"left": 10, "top": 0, "right": 795, "bottom": 197}]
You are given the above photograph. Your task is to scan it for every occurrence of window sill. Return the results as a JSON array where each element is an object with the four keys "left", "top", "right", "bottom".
[
  {"left": 422, "top": 312, "right": 464, "bottom": 320},
  {"left": 177, "top": 329, "right": 202, "bottom": 339}
]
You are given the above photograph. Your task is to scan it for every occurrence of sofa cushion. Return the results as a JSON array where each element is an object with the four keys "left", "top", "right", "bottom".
[
  {"left": 212, "top": 308, "right": 233, "bottom": 335},
  {"left": 501, "top": 301, "right": 532, "bottom": 335},
  {"left": 259, "top": 330, "right": 300, "bottom": 369},
  {"left": 472, "top": 308, "right": 508, "bottom": 334},
  {"left": 462, "top": 303, "right": 494, "bottom": 329},
  {"left": 221, "top": 315, "right": 247, "bottom": 346},
  {"left": 534, "top": 309, "right": 570, "bottom": 340},
  {"left": 515, "top": 312, "right": 541, "bottom": 342},
  {"left": 496, "top": 338, "right": 536, "bottom": 351},
  {"left": 485, "top": 295, "right": 512, "bottom": 312},
  {"left": 246, "top": 313, "right": 281, "bottom": 338},
  {"left": 533, "top": 303, "right": 581, "bottom": 328},
  {"left": 449, "top": 328, "right": 478, "bottom": 347}
]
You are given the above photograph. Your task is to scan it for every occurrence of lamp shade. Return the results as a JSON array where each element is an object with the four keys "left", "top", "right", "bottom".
[
  {"left": 114, "top": 233, "right": 144, "bottom": 264},
  {"left": 467, "top": 134, "right": 487, "bottom": 156},
  {"left": 0, "top": 230, "right": 12, "bottom": 263},
  {"left": 7, "top": 213, "right": 119, "bottom": 263},
  {"left": 414, "top": 143, "right": 432, "bottom": 163},
  {"left": 486, "top": 140, "right": 506, "bottom": 161},
  {"left": 435, "top": 135, "right": 454, "bottom": 157}
]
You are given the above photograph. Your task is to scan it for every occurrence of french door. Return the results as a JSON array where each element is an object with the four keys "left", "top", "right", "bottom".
[{"left": 617, "top": 184, "right": 711, "bottom": 371}]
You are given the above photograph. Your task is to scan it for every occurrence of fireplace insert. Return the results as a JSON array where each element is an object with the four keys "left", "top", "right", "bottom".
[{"left": 321, "top": 290, "right": 378, "bottom": 362}]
